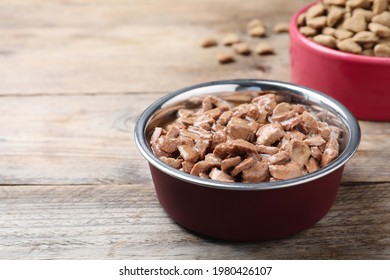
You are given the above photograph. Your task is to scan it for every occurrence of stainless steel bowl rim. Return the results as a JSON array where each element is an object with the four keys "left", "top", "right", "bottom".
[{"left": 135, "top": 79, "right": 361, "bottom": 191}]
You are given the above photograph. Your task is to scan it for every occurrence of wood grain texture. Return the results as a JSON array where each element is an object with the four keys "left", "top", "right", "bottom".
[
  {"left": 0, "top": 0, "right": 311, "bottom": 95},
  {"left": 0, "top": 0, "right": 389, "bottom": 260},
  {"left": 0, "top": 184, "right": 388, "bottom": 259}
]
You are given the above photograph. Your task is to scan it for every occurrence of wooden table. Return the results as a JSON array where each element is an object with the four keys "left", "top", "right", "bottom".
[{"left": 0, "top": 0, "right": 389, "bottom": 260}]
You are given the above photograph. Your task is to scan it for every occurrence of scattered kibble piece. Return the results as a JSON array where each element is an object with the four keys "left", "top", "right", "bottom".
[
  {"left": 255, "top": 43, "right": 275, "bottom": 55},
  {"left": 247, "top": 19, "right": 265, "bottom": 29},
  {"left": 273, "top": 22, "right": 290, "bottom": 33},
  {"left": 216, "top": 52, "right": 235, "bottom": 64},
  {"left": 233, "top": 42, "right": 251, "bottom": 55},
  {"left": 298, "top": 0, "right": 390, "bottom": 57},
  {"left": 222, "top": 33, "right": 240, "bottom": 46},
  {"left": 201, "top": 37, "right": 218, "bottom": 48}
]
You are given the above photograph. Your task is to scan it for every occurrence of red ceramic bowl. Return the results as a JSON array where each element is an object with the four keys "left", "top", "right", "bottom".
[
  {"left": 135, "top": 79, "right": 360, "bottom": 241},
  {"left": 290, "top": 3, "right": 390, "bottom": 121}
]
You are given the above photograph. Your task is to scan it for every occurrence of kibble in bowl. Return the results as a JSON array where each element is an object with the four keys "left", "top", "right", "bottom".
[
  {"left": 135, "top": 79, "right": 360, "bottom": 241},
  {"left": 290, "top": 1, "right": 390, "bottom": 121}
]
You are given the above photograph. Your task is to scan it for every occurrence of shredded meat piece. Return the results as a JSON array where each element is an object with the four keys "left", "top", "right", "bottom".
[
  {"left": 151, "top": 127, "right": 164, "bottom": 143},
  {"left": 166, "top": 125, "right": 181, "bottom": 138},
  {"left": 272, "top": 110, "right": 296, "bottom": 122},
  {"left": 156, "top": 137, "right": 180, "bottom": 154},
  {"left": 268, "top": 151, "right": 290, "bottom": 164},
  {"left": 252, "top": 93, "right": 277, "bottom": 114},
  {"left": 301, "top": 111, "right": 319, "bottom": 134},
  {"left": 242, "top": 161, "right": 270, "bottom": 183},
  {"left": 217, "top": 110, "right": 233, "bottom": 125},
  {"left": 190, "top": 160, "right": 217, "bottom": 176},
  {"left": 193, "top": 115, "right": 214, "bottom": 129},
  {"left": 178, "top": 145, "right": 199, "bottom": 163},
  {"left": 305, "top": 157, "right": 320, "bottom": 173},
  {"left": 204, "top": 153, "right": 222, "bottom": 166},
  {"left": 269, "top": 162, "right": 303, "bottom": 180},
  {"left": 304, "top": 135, "right": 326, "bottom": 146},
  {"left": 179, "top": 129, "right": 199, "bottom": 141},
  {"left": 182, "top": 161, "right": 194, "bottom": 173},
  {"left": 226, "top": 117, "right": 255, "bottom": 141},
  {"left": 256, "top": 123, "right": 284, "bottom": 146},
  {"left": 214, "top": 139, "right": 258, "bottom": 158},
  {"left": 246, "top": 104, "right": 260, "bottom": 120},
  {"left": 256, "top": 145, "right": 279, "bottom": 155},
  {"left": 231, "top": 157, "right": 257, "bottom": 177},
  {"left": 160, "top": 156, "right": 183, "bottom": 169},
  {"left": 177, "top": 108, "right": 194, "bottom": 118},
  {"left": 273, "top": 102, "right": 292, "bottom": 116},
  {"left": 194, "top": 139, "right": 210, "bottom": 160},
  {"left": 187, "top": 126, "right": 212, "bottom": 140},
  {"left": 290, "top": 140, "right": 311, "bottom": 167},
  {"left": 280, "top": 115, "right": 303, "bottom": 130},
  {"left": 318, "top": 122, "right": 332, "bottom": 140},
  {"left": 310, "top": 146, "right": 323, "bottom": 161},
  {"left": 321, "top": 138, "right": 339, "bottom": 167},
  {"left": 221, "top": 156, "right": 242, "bottom": 173}
]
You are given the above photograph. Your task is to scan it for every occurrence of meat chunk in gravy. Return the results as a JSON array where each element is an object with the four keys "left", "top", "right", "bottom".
[{"left": 150, "top": 91, "right": 342, "bottom": 183}]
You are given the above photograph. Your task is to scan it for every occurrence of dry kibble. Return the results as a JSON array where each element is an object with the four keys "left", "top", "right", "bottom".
[
  {"left": 374, "top": 43, "right": 390, "bottom": 56},
  {"left": 216, "top": 52, "right": 235, "bottom": 64},
  {"left": 233, "top": 42, "right": 251, "bottom": 55},
  {"left": 255, "top": 43, "right": 275, "bottom": 55},
  {"left": 368, "top": 22, "right": 390, "bottom": 37},
  {"left": 273, "top": 22, "right": 290, "bottom": 33},
  {"left": 307, "top": 16, "right": 327, "bottom": 29},
  {"left": 323, "top": 27, "right": 337, "bottom": 36},
  {"left": 343, "top": 14, "right": 367, "bottom": 32},
  {"left": 201, "top": 37, "right": 218, "bottom": 48},
  {"left": 222, "top": 33, "right": 240, "bottom": 46},
  {"left": 248, "top": 25, "right": 266, "bottom": 37},
  {"left": 313, "top": 34, "right": 337, "bottom": 48},
  {"left": 299, "top": 26, "right": 318, "bottom": 36},
  {"left": 307, "top": 3, "right": 326, "bottom": 18},
  {"left": 347, "top": 0, "right": 370, "bottom": 9},
  {"left": 323, "top": 0, "right": 347, "bottom": 5},
  {"left": 362, "top": 48, "right": 374, "bottom": 55},
  {"left": 372, "top": 11, "right": 390, "bottom": 28},
  {"left": 352, "top": 8, "right": 374, "bottom": 21},
  {"left": 380, "top": 37, "right": 390, "bottom": 46},
  {"left": 298, "top": 13, "right": 307, "bottom": 26},
  {"left": 373, "top": 0, "right": 389, "bottom": 15},
  {"left": 327, "top": 6, "right": 345, "bottom": 27},
  {"left": 353, "top": 31, "right": 379, "bottom": 43},
  {"left": 337, "top": 38, "right": 363, "bottom": 53},
  {"left": 334, "top": 29, "right": 354, "bottom": 40}
]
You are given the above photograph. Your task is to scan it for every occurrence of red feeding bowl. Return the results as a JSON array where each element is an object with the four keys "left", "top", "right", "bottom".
[
  {"left": 290, "top": 3, "right": 390, "bottom": 121},
  {"left": 135, "top": 79, "right": 360, "bottom": 241}
]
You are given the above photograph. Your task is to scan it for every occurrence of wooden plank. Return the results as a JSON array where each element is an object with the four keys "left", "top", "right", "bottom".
[
  {"left": 0, "top": 0, "right": 312, "bottom": 95},
  {"left": 0, "top": 95, "right": 389, "bottom": 185},
  {"left": 0, "top": 183, "right": 388, "bottom": 259}
]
